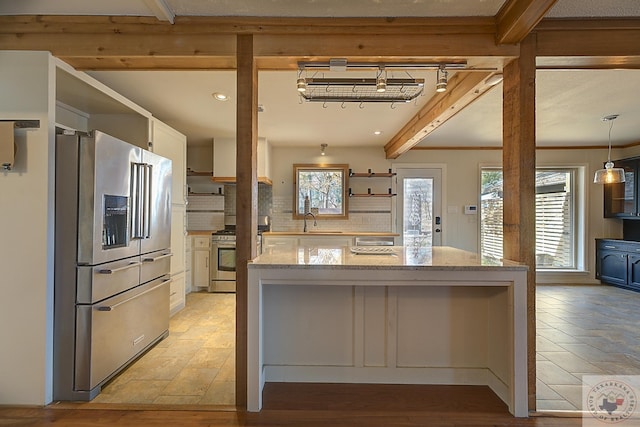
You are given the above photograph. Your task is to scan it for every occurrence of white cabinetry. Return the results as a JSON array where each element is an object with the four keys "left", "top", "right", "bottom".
[
  {"left": 151, "top": 119, "right": 187, "bottom": 204},
  {"left": 192, "top": 236, "right": 211, "bottom": 289},
  {"left": 298, "top": 236, "right": 355, "bottom": 247},
  {"left": 55, "top": 64, "right": 151, "bottom": 148},
  {"left": 151, "top": 119, "right": 187, "bottom": 316},
  {"left": 213, "top": 137, "right": 272, "bottom": 184},
  {"left": 263, "top": 235, "right": 355, "bottom": 248},
  {"left": 169, "top": 272, "right": 186, "bottom": 316}
]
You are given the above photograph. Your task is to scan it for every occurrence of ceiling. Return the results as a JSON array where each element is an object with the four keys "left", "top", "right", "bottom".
[{"left": 2, "top": 0, "right": 640, "bottom": 150}]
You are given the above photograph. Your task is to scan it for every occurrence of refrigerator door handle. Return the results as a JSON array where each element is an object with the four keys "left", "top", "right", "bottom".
[
  {"left": 130, "top": 163, "right": 143, "bottom": 239},
  {"left": 142, "top": 163, "right": 152, "bottom": 239}
]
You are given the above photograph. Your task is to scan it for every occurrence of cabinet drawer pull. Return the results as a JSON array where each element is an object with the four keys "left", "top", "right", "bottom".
[{"left": 603, "top": 245, "right": 617, "bottom": 249}]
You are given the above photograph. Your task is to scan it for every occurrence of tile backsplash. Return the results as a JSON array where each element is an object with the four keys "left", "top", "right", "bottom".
[
  {"left": 186, "top": 194, "right": 224, "bottom": 231},
  {"left": 270, "top": 195, "right": 393, "bottom": 233},
  {"left": 187, "top": 184, "right": 273, "bottom": 231},
  {"left": 187, "top": 184, "right": 390, "bottom": 233}
]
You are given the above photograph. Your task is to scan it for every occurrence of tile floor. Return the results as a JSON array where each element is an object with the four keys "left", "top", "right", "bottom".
[
  {"left": 536, "top": 284, "right": 640, "bottom": 411},
  {"left": 91, "top": 291, "right": 235, "bottom": 406},
  {"left": 89, "top": 284, "right": 640, "bottom": 411}
]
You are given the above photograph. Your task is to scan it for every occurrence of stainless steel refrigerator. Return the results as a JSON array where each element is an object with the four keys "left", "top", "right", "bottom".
[{"left": 53, "top": 130, "right": 172, "bottom": 401}]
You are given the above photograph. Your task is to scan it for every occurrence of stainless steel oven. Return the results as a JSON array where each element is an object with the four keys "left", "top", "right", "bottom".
[
  {"left": 209, "top": 232, "right": 236, "bottom": 293},
  {"left": 209, "top": 218, "right": 268, "bottom": 293}
]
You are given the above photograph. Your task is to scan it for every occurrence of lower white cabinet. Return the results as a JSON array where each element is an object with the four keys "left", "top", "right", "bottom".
[
  {"left": 298, "top": 237, "right": 354, "bottom": 247},
  {"left": 263, "top": 235, "right": 355, "bottom": 248},
  {"left": 170, "top": 272, "right": 186, "bottom": 316},
  {"left": 192, "top": 236, "right": 210, "bottom": 289}
]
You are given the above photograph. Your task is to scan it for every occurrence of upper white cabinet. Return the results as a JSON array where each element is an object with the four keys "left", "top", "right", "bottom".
[
  {"left": 257, "top": 137, "right": 271, "bottom": 182},
  {"left": 55, "top": 61, "right": 151, "bottom": 147},
  {"left": 212, "top": 137, "right": 272, "bottom": 184},
  {"left": 150, "top": 119, "right": 187, "bottom": 205}
]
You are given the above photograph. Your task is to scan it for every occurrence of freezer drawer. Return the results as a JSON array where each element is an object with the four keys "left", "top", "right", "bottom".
[
  {"left": 76, "top": 257, "right": 142, "bottom": 304},
  {"left": 141, "top": 249, "right": 172, "bottom": 284},
  {"left": 74, "top": 276, "right": 170, "bottom": 391}
]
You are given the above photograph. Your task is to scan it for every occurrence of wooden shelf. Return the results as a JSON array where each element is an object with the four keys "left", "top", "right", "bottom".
[
  {"left": 212, "top": 176, "right": 273, "bottom": 185},
  {"left": 348, "top": 188, "right": 396, "bottom": 197},
  {"left": 349, "top": 193, "right": 396, "bottom": 197},
  {"left": 348, "top": 169, "right": 395, "bottom": 196},
  {"left": 349, "top": 168, "right": 396, "bottom": 178},
  {"left": 187, "top": 168, "right": 213, "bottom": 177}
]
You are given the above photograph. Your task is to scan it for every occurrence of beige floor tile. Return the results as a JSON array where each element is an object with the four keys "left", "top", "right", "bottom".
[
  {"left": 203, "top": 331, "right": 235, "bottom": 349},
  {"left": 539, "top": 351, "right": 604, "bottom": 375},
  {"left": 162, "top": 367, "right": 220, "bottom": 396},
  {"left": 153, "top": 395, "right": 203, "bottom": 405},
  {"left": 200, "top": 381, "right": 235, "bottom": 405},
  {"left": 92, "top": 380, "right": 170, "bottom": 404},
  {"left": 215, "top": 355, "right": 236, "bottom": 382},
  {"left": 547, "top": 384, "right": 583, "bottom": 409},
  {"left": 187, "top": 347, "right": 233, "bottom": 369}
]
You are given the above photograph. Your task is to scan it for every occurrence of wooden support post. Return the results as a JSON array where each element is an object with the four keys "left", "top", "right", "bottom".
[
  {"left": 236, "top": 34, "right": 258, "bottom": 409},
  {"left": 502, "top": 33, "right": 537, "bottom": 411}
]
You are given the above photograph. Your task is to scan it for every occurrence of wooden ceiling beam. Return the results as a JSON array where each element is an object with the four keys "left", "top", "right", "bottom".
[
  {"left": 495, "top": 0, "right": 558, "bottom": 45},
  {"left": 254, "top": 34, "right": 518, "bottom": 61},
  {"left": 383, "top": 71, "right": 494, "bottom": 159},
  {"left": 0, "top": 15, "right": 497, "bottom": 36},
  {"left": 534, "top": 18, "right": 640, "bottom": 65},
  {"left": 0, "top": 15, "right": 518, "bottom": 70}
]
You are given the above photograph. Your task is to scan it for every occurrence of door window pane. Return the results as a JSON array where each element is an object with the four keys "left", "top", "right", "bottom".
[{"left": 403, "top": 178, "right": 433, "bottom": 248}]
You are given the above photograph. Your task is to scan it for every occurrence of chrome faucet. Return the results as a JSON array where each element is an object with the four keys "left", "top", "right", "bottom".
[{"left": 303, "top": 212, "right": 317, "bottom": 232}]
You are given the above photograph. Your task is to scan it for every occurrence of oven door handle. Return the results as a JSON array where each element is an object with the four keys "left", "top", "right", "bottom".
[
  {"left": 96, "top": 279, "right": 171, "bottom": 312},
  {"left": 98, "top": 261, "right": 142, "bottom": 275},
  {"left": 213, "top": 243, "right": 236, "bottom": 248}
]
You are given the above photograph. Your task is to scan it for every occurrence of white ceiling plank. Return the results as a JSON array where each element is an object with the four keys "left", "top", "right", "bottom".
[{"left": 143, "top": 0, "right": 175, "bottom": 24}]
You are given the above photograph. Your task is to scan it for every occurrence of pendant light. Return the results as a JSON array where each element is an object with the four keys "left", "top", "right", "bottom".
[{"left": 594, "top": 114, "right": 625, "bottom": 184}]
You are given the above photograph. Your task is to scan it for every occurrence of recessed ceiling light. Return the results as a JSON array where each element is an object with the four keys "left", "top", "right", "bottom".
[
  {"left": 212, "top": 93, "right": 229, "bottom": 101},
  {"left": 374, "top": 130, "right": 383, "bottom": 135}
]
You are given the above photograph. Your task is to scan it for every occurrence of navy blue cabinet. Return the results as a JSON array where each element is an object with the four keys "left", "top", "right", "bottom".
[
  {"left": 596, "top": 239, "right": 640, "bottom": 292},
  {"left": 604, "top": 159, "right": 639, "bottom": 218}
]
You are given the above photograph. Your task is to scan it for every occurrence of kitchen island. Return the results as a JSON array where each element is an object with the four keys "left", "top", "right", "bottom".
[{"left": 247, "top": 245, "right": 528, "bottom": 417}]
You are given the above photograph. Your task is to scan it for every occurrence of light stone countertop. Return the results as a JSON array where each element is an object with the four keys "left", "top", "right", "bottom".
[
  {"left": 262, "top": 231, "right": 398, "bottom": 236},
  {"left": 250, "top": 245, "right": 527, "bottom": 271},
  {"left": 187, "top": 230, "right": 215, "bottom": 236}
]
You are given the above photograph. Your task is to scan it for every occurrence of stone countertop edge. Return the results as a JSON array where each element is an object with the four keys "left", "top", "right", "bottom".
[
  {"left": 248, "top": 246, "right": 528, "bottom": 271},
  {"left": 248, "top": 263, "right": 527, "bottom": 271},
  {"left": 263, "top": 231, "right": 399, "bottom": 236}
]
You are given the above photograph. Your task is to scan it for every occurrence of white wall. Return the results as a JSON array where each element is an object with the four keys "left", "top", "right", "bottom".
[
  {"left": 0, "top": 51, "right": 55, "bottom": 405},
  {"left": 270, "top": 145, "right": 394, "bottom": 232},
  {"left": 270, "top": 144, "right": 626, "bottom": 283}
]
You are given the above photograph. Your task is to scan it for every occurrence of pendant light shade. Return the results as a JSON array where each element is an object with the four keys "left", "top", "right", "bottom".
[
  {"left": 594, "top": 161, "right": 626, "bottom": 184},
  {"left": 594, "top": 114, "right": 625, "bottom": 184}
]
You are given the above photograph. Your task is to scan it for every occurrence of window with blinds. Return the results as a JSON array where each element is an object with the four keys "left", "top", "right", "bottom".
[{"left": 480, "top": 169, "right": 575, "bottom": 269}]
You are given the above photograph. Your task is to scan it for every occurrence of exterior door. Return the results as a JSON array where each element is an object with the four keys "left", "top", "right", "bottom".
[{"left": 396, "top": 167, "right": 442, "bottom": 247}]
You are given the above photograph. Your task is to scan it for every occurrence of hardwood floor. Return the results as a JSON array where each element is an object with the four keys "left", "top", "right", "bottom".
[{"left": 1, "top": 383, "right": 583, "bottom": 426}]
